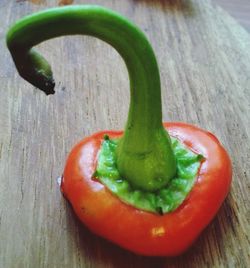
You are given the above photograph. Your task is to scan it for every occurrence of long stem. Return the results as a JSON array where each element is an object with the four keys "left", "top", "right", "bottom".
[{"left": 6, "top": 5, "right": 176, "bottom": 191}]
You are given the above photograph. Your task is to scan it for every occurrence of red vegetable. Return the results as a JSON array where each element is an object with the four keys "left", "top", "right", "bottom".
[
  {"left": 7, "top": 6, "right": 232, "bottom": 256},
  {"left": 62, "top": 122, "right": 231, "bottom": 256}
]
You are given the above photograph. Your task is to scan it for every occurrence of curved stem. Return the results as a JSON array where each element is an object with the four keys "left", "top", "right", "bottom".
[{"left": 6, "top": 5, "right": 176, "bottom": 191}]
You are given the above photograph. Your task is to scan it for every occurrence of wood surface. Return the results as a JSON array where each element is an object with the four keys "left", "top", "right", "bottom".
[
  {"left": 212, "top": 0, "right": 250, "bottom": 32},
  {"left": 0, "top": 0, "right": 250, "bottom": 267}
]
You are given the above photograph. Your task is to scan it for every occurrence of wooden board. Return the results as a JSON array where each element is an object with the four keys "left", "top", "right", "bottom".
[
  {"left": 0, "top": 0, "right": 249, "bottom": 267},
  {"left": 212, "top": 0, "right": 250, "bottom": 32}
]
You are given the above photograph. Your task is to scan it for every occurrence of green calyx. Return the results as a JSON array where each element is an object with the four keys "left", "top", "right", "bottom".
[
  {"left": 6, "top": 5, "right": 176, "bottom": 191},
  {"left": 95, "top": 135, "right": 203, "bottom": 214}
]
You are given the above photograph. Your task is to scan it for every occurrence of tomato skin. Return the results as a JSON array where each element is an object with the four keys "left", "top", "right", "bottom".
[{"left": 61, "top": 122, "right": 232, "bottom": 256}]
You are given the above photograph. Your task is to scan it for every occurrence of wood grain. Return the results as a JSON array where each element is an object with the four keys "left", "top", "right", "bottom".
[
  {"left": 0, "top": 0, "right": 249, "bottom": 267},
  {"left": 213, "top": 0, "right": 250, "bottom": 32}
]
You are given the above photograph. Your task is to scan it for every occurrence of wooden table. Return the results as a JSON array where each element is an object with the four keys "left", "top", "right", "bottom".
[
  {"left": 0, "top": 0, "right": 249, "bottom": 267},
  {"left": 214, "top": 0, "right": 250, "bottom": 32}
]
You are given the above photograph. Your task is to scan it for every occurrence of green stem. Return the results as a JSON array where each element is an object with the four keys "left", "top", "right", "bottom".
[{"left": 6, "top": 5, "right": 176, "bottom": 191}]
